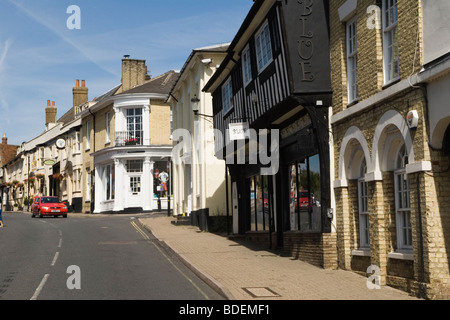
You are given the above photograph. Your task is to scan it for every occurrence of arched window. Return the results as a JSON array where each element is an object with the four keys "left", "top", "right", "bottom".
[
  {"left": 358, "top": 159, "right": 370, "bottom": 248},
  {"left": 394, "top": 145, "right": 412, "bottom": 250}
]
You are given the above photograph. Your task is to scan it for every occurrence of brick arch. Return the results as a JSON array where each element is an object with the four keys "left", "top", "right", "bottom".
[
  {"left": 431, "top": 116, "right": 450, "bottom": 151},
  {"left": 372, "top": 110, "right": 415, "bottom": 177},
  {"left": 338, "top": 126, "right": 372, "bottom": 183}
]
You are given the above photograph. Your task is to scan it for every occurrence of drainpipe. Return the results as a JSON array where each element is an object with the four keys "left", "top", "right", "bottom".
[{"left": 416, "top": 172, "right": 425, "bottom": 298}]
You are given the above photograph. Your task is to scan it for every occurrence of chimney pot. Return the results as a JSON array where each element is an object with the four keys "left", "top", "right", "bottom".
[
  {"left": 76, "top": 79, "right": 80, "bottom": 87},
  {"left": 52, "top": 101, "right": 55, "bottom": 107},
  {"left": 47, "top": 100, "right": 51, "bottom": 107},
  {"left": 82, "top": 80, "right": 85, "bottom": 87}
]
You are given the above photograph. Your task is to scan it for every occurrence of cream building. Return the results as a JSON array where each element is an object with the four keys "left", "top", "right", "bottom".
[
  {"left": 78, "top": 56, "right": 179, "bottom": 213},
  {"left": 168, "top": 44, "right": 229, "bottom": 230},
  {"left": 2, "top": 80, "right": 87, "bottom": 212}
]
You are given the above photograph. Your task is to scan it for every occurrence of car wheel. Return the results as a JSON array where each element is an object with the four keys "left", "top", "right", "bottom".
[{"left": 63, "top": 215, "right": 67, "bottom": 218}]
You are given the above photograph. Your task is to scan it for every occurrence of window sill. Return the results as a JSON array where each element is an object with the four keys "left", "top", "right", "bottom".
[
  {"left": 382, "top": 77, "right": 401, "bottom": 90},
  {"left": 352, "top": 248, "right": 371, "bottom": 257},
  {"left": 388, "top": 251, "right": 414, "bottom": 261}
]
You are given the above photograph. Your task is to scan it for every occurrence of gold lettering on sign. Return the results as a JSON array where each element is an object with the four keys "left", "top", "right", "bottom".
[{"left": 297, "top": 0, "right": 315, "bottom": 82}]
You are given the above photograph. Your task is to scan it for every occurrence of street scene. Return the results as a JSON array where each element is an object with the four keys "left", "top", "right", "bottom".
[{"left": 1, "top": 0, "right": 450, "bottom": 307}]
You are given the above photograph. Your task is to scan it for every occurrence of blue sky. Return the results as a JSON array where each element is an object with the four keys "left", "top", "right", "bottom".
[{"left": 0, "top": 0, "right": 253, "bottom": 146}]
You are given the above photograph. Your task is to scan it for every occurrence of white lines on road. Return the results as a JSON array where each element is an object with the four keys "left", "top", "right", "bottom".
[
  {"left": 30, "top": 226, "right": 63, "bottom": 300},
  {"left": 30, "top": 274, "right": 50, "bottom": 301},
  {"left": 51, "top": 252, "right": 60, "bottom": 267}
]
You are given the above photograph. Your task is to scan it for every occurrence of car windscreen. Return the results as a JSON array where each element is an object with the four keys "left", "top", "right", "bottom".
[{"left": 41, "top": 197, "right": 59, "bottom": 204}]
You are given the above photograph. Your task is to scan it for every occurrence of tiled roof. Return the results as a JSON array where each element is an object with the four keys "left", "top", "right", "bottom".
[{"left": 118, "top": 70, "right": 180, "bottom": 96}]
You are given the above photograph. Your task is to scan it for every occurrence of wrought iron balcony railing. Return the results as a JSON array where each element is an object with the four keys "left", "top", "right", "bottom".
[{"left": 115, "top": 131, "right": 143, "bottom": 147}]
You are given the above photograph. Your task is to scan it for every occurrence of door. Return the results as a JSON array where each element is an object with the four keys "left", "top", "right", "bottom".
[
  {"left": 128, "top": 175, "right": 142, "bottom": 208},
  {"left": 232, "top": 182, "right": 239, "bottom": 234}
]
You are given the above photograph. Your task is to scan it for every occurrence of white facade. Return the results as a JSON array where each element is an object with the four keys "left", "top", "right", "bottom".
[{"left": 169, "top": 45, "right": 229, "bottom": 217}]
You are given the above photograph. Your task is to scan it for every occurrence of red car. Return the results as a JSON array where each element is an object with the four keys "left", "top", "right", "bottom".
[{"left": 31, "top": 196, "right": 68, "bottom": 218}]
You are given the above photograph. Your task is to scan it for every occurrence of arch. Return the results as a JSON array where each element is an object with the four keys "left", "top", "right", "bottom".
[
  {"left": 372, "top": 110, "right": 415, "bottom": 177},
  {"left": 431, "top": 116, "right": 450, "bottom": 150},
  {"left": 338, "top": 126, "right": 372, "bottom": 183}
]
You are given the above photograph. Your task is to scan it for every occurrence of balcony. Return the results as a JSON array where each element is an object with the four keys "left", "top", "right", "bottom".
[{"left": 115, "top": 131, "right": 143, "bottom": 147}]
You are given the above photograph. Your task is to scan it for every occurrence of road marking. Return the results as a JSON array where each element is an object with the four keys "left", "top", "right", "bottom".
[
  {"left": 30, "top": 274, "right": 49, "bottom": 300},
  {"left": 58, "top": 238, "right": 63, "bottom": 248},
  {"left": 51, "top": 252, "right": 59, "bottom": 266},
  {"left": 130, "top": 221, "right": 210, "bottom": 300}
]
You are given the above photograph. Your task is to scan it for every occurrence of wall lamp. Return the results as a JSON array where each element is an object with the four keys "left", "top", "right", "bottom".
[{"left": 191, "top": 95, "right": 214, "bottom": 118}]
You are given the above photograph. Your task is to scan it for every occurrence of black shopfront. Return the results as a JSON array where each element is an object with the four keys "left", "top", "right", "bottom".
[{"left": 204, "top": 0, "right": 335, "bottom": 267}]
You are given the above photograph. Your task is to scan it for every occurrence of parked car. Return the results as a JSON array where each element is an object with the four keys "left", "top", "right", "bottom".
[{"left": 31, "top": 196, "right": 68, "bottom": 218}]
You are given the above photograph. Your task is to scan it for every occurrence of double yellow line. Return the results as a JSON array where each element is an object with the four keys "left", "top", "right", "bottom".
[{"left": 130, "top": 220, "right": 210, "bottom": 300}]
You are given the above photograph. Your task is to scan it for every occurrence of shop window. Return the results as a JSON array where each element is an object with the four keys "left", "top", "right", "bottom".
[
  {"left": 249, "top": 175, "right": 270, "bottom": 231},
  {"left": 288, "top": 155, "right": 321, "bottom": 232}
]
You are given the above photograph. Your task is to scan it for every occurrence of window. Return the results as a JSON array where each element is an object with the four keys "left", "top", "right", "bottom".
[
  {"left": 222, "top": 77, "right": 233, "bottom": 115},
  {"left": 73, "top": 169, "right": 81, "bottom": 192},
  {"left": 255, "top": 21, "right": 273, "bottom": 73},
  {"left": 346, "top": 17, "right": 358, "bottom": 103},
  {"left": 130, "top": 176, "right": 141, "bottom": 194},
  {"left": 358, "top": 159, "right": 370, "bottom": 248},
  {"left": 86, "top": 121, "right": 91, "bottom": 150},
  {"left": 249, "top": 175, "right": 270, "bottom": 232},
  {"left": 383, "top": 0, "right": 399, "bottom": 83},
  {"left": 105, "top": 112, "right": 111, "bottom": 144},
  {"left": 288, "top": 155, "right": 321, "bottom": 232},
  {"left": 126, "top": 108, "right": 143, "bottom": 145},
  {"left": 73, "top": 132, "right": 81, "bottom": 154},
  {"left": 126, "top": 160, "right": 143, "bottom": 173},
  {"left": 242, "top": 45, "right": 252, "bottom": 86},
  {"left": 103, "top": 165, "right": 115, "bottom": 201},
  {"left": 394, "top": 145, "right": 412, "bottom": 250}
]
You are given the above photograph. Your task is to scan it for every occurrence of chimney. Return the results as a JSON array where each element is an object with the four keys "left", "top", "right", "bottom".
[
  {"left": 2, "top": 133, "right": 7, "bottom": 145},
  {"left": 46, "top": 100, "right": 57, "bottom": 127},
  {"left": 121, "top": 56, "right": 148, "bottom": 92},
  {"left": 73, "top": 79, "right": 89, "bottom": 108}
]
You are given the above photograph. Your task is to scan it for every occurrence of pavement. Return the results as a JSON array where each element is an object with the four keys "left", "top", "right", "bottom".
[{"left": 139, "top": 213, "right": 421, "bottom": 301}]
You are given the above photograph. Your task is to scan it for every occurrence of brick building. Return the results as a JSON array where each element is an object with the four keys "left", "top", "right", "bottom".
[{"left": 331, "top": 0, "right": 450, "bottom": 299}]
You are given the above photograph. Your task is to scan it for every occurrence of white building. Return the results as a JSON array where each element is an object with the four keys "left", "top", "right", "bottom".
[{"left": 168, "top": 44, "right": 229, "bottom": 230}]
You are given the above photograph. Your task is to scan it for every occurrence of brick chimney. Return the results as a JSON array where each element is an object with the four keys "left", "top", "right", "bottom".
[
  {"left": 121, "top": 56, "right": 148, "bottom": 92},
  {"left": 73, "top": 79, "right": 89, "bottom": 108},
  {"left": 2, "top": 133, "right": 7, "bottom": 145},
  {"left": 46, "top": 100, "right": 57, "bottom": 129}
]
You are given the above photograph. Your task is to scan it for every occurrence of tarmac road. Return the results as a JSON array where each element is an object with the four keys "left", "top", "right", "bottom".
[{"left": 0, "top": 212, "right": 224, "bottom": 301}]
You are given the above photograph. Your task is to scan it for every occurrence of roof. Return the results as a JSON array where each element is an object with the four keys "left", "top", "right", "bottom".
[
  {"left": 168, "top": 43, "right": 230, "bottom": 99},
  {"left": 118, "top": 70, "right": 180, "bottom": 96}
]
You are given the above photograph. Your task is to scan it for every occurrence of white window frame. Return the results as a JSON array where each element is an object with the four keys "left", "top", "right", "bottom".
[
  {"left": 382, "top": 0, "right": 400, "bottom": 84},
  {"left": 85, "top": 167, "right": 91, "bottom": 202},
  {"left": 242, "top": 45, "right": 252, "bottom": 86},
  {"left": 86, "top": 121, "right": 91, "bottom": 151},
  {"left": 222, "top": 77, "right": 233, "bottom": 115},
  {"left": 346, "top": 16, "right": 358, "bottom": 103},
  {"left": 105, "top": 112, "right": 111, "bottom": 145},
  {"left": 394, "top": 146, "right": 412, "bottom": 251},
  {"left": 358, "top": 160, "right": 370, "bottom": 248},
  {"left": 255, "top": 20, "right": 273, "bottom": 73}
]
